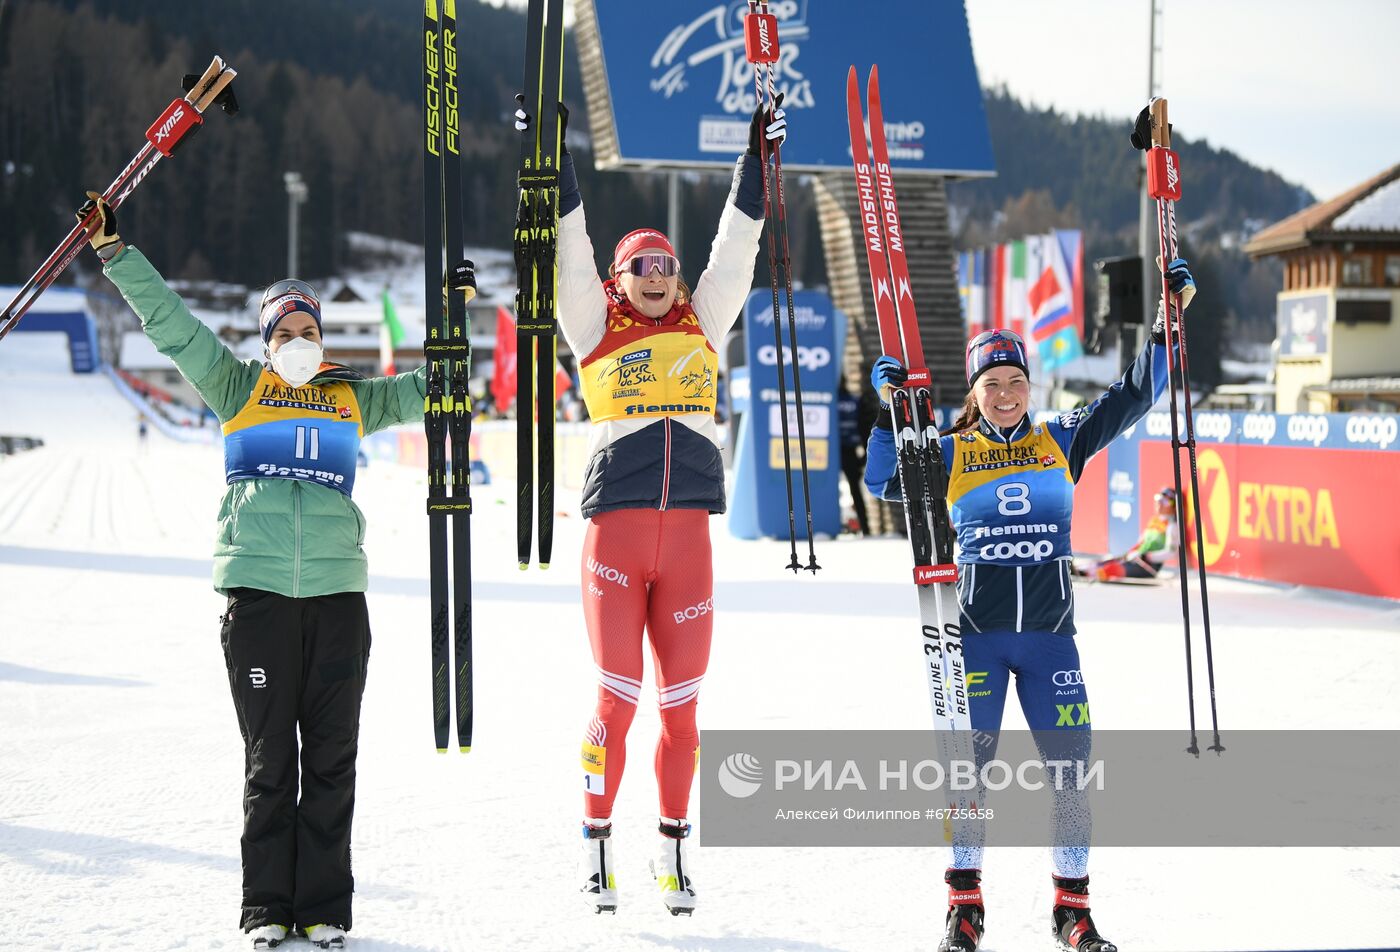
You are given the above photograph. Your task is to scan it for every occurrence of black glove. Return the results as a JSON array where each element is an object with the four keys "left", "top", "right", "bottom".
[
  {"left": 451, "top": 259, "right": 477, "bottom": 304},
  {"left": 514, "top": 96, "right": 570, "bottom": 151},
  {"left": 1130, "top": 102, "right": 1170, "bottom": 151},
  {"left": 747, "top": 91, "right": 787, "bottom": 156},
  {"left": 76, "top": 190, "right": 122, "bottom": 258}
]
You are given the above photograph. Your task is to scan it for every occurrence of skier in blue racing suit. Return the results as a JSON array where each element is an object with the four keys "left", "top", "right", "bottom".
[{"left": 864, "top": 259, "right": 1194, "bottom": 952}]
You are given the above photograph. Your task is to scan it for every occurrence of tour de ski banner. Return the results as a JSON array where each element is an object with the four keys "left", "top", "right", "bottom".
[
  {"left": 728, "top": 289, "right": 843, "bottom": 540},
  {"left": 582, "top": 0, "right": 993, "bottom": 175},
  {"left": 1069, "top": 410, "right": 1400, "bottom": 599}
]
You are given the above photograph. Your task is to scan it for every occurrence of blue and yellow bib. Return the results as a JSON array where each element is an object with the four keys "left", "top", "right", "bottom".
[
  {"left": 579, "top": 291, "right": 718, "bottom": 423},
  {"left": 223, "top": 368, "right": 364, "bottom": 497},
  {"left": 947, "top": 421, "right": 1073, "bottom": 566}
]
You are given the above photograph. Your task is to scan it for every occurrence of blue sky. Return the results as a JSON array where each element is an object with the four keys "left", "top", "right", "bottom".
[{"left": 964, "top": 0, "right": 1399, "bottom": 200}]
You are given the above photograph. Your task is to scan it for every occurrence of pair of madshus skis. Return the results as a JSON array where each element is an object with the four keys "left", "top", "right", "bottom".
[
  {"left": 846, "top": 66, "right": 977, "bottom": 831},
  {"left": 744, "top": 0, "right": 819, "bottom": 574},
  {"left": 513, "top": 0, "right": 566, "bottom": 571},
  {"left": 424, "top": 0, "right": 477, "bottom": 753},
  {"left": 1139, "top": 97, "right": 1223, "bottom": 757},
  {"left": 1, "top": 56, "right": 238, "bottom": 339}
]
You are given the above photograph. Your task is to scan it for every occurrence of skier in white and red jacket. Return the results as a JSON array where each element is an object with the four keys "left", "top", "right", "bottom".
[{"left": 516, "top": 94, "right": 785, "bottom": 916}]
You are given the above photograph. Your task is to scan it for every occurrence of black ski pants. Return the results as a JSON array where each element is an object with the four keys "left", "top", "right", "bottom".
[{"left": 220, "top": 588, "right": 370, "bottom": 933}]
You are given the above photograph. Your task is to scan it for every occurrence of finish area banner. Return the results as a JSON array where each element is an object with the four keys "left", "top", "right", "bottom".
[{"left": 1071, "top": 411, "right": 1400, "bottom": 600}]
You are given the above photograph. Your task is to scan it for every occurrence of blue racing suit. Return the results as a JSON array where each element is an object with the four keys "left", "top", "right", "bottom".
[{"left": 865, "top": 338, "right": 1169, "bottom": 875}]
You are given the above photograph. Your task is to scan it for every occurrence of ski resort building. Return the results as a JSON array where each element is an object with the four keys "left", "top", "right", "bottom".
[{"left": 1244, "top": 162, "right": 1400, "bottom": 413}]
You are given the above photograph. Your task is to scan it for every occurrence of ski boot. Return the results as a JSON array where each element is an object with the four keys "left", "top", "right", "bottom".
[
  {"left": 1052, "top": 875, "right": 1117, "bottom": 951},
  {"left": 936, "top": 867, "right": 984, "bottom": 952},
  {"left": 580, "top": 818, "right": 618, "bottom": 914},
  {"left": 304, "top": 924, "right": 346, "bottom": 949},
  {"left": 248, "top": 925, "right": 287, "bottom": 950},
  {"left": 648, "top": 817, "right": 696, "bottom": 916}
]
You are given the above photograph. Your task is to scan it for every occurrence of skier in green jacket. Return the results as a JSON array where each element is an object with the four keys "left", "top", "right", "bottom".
[{"left": 80, "top": 191, "right": 427, "bottom": 951}]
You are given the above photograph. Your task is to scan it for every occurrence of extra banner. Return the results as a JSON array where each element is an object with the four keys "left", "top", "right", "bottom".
[
  {"left": 579, "top": 0, "right": 994, "bottom": 174},
  {"left": 1070, "top": 411, "right": 1400, "bottom": 600}
]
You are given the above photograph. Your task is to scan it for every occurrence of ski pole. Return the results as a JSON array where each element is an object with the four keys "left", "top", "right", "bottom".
[
  {"left": 765, "top": 54, "right": 820, "bottom": 574},
  {"left": 745, "top": 0, "right": 801, "bottom": 572},
  {"left": 1, "top": 56, "right": 237, "bottom": 340},
  {"left": 1144, "top": 97, "right": 1223, "bottom": 756}
]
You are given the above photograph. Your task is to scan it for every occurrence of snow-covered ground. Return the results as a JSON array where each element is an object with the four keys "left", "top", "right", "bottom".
[{"left": 2, "top": 332, "right": 1398, "bottom": 952}]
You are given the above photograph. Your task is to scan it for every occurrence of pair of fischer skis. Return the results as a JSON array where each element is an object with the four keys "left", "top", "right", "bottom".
[
  {"left": 744, "top": 1, "right": 820, "bottom": 574},
  {"left": 423, "top": 0, "right": 477, "bottom": 753},
  {"left": 1139, "top": 98, "right": 1224, "bottom": 756},
  {"left": 1, "top": 56, "right": 238, "bottom": 339},
  {"left": 512, "top": 0, "right": 566, "bottom": 571}
]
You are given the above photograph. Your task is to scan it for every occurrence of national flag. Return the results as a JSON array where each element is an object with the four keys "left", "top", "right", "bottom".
[
  {"left": 380, "top": 290, "right": 406, "bottom": 375},
  {"left": 1003, "top": 240, "right": 1028, "bottom": 339},
  {"left": 1056, "top": 229, "right": 1085, "bottom": 335},
  {"left": 491, "top": 306, "right": 517, "bottom": 412},
  {"left": 1028, "top": 231, "right": 1083, "bottom": 371}
]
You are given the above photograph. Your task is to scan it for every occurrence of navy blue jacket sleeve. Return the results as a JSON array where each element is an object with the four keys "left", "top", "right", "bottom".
[
  {"left": 864, "top": 427, "right": 956, "bottom": 501},
  {"left": 1055, "top": 339, "right": 1169, "bottom": 481}
]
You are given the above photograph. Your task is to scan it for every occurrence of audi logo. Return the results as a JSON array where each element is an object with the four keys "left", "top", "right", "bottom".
[
  {"left": 1052, "top": 670, "right": 1084, "bottom": 687},
  {"left": 1344, "top": 415, "right": 1398, "bottom": 449},
  {"left": 1286, "top": 414, "right": 1330, "bottom": 446},
  {"left": 1241, "top": 414, "right": 1277, "bottom": 443}
]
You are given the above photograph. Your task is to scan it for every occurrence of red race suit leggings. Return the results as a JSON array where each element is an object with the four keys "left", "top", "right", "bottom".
[{"left": 580, "top": 508, "right": 713, "bottom": 820}]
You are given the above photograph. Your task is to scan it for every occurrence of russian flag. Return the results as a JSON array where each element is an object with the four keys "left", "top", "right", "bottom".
[{"left": 1028, "top": 233, "right": 1083, "bottom": 371}]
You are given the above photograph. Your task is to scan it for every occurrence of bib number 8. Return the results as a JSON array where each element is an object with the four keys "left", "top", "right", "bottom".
[{"left": 996, "top": 482, "right": 1031, "bottom": 516}]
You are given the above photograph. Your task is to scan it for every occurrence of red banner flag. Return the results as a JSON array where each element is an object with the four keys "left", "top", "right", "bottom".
[{"left": 491, "top": 306, "right": 516, "bottom": 413}]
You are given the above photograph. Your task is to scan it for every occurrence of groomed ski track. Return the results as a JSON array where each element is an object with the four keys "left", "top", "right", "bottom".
[{"left": 2, "top": 333, "right": 1397, "bottom": 951}]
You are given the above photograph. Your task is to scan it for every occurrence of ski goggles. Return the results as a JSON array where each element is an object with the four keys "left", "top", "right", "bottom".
[
  {"left": 260, "top": 278, "right": 321, "bottom": 312},
  {"left": 621, "top": 253, "right": 680, "bottom": 278}
]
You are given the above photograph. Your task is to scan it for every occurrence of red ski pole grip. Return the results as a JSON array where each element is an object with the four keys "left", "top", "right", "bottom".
[
  {"left": 145, "top": 97, "right": 203, "bottom": 157},
  {"left": 744, "top": 13, "right": 780, "bottom": 64},
  {"left": 1147, "top": 147, "right": 1182, "bottom": 201}
]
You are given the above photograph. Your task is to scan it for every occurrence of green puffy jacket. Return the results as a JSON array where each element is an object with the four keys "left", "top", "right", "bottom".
[{"left": 104, "top": 246, "right": 426, "bottom": 598}]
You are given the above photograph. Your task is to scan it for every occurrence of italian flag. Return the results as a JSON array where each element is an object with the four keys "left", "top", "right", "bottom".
[{"left": 380, "top": 290, "right": 406, "bottom": 375}]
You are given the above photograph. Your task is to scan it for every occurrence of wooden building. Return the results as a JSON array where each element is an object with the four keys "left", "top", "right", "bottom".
[{"left": 1244, "top": 163, "right": 1400, "bottom": 412}]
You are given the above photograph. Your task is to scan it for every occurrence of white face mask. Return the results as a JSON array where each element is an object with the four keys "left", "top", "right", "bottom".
[{"left": 269, "top": 337, "right": 323, "bottom": 388}]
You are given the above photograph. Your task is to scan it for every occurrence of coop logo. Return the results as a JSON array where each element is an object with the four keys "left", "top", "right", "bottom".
[
  {"left": 1344, "top": 415, "right": 1398, "bottom": 449},
  {"left": 1111, "top": 500, "right": 1133, "bottom": 522},
  {"left": 1241, "top": 414, "right": 1277, "bottom": 443},
  {"left": 1109, "top": 470, "right": 1134, "bottom": 495},
  {"left": 757, "top": 344, "right": 830, "bottom": 372},
  {"left": 717, "top": 752, "right": 764, "bottom": 799},
  {"left": 1145, "top": 412, "right": 1172, "bottom": 437},
  {"left": 1194, "top": 413, "right": 1232, "bottom": 441},
  {"left": 1286, "top": 415, "right": 1330, "bottom": 446},
  {"left": 248, "top": 667, "right": 267, "bottom": 689},
  {"left": 980, "top": 540, "right": 1054, "bottom": 562},
  {"left": 619, "top": 349, "right": 652, "bottom": 366},
  {"left": 673, "top": 597, "right": 715, "bottom": 625}
]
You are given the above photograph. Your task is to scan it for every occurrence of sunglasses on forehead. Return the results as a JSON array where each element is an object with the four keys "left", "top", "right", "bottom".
[
  {"left": 621, "top": 253, "right": 679, "bottom": 277},
  {"left": 260, "top": 278, "right": 320, "bottom": 311}
]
